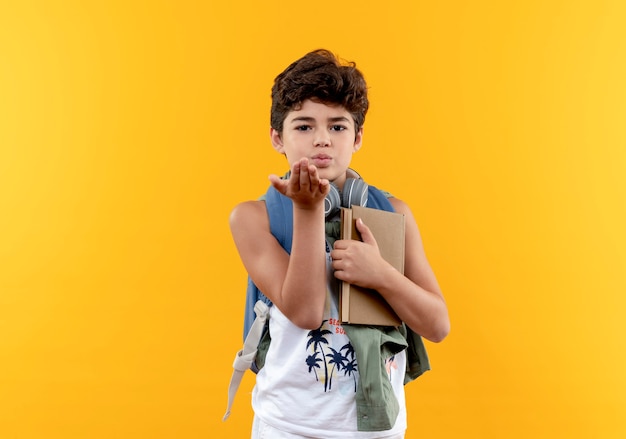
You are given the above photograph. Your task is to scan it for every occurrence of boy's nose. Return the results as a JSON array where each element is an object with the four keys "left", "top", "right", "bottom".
[{"left": 314, "top": 132, "right": 330, "bottom": 147}]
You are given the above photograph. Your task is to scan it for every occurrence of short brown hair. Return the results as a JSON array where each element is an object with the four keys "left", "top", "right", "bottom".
[{"left": 270, "top": 49, "right": 369, "bottom": 133}]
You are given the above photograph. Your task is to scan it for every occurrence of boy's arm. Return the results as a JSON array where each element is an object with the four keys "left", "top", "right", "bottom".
[
  {"left": 331, "top": 197, "right": 450, "bottom": 342},
  {"left": 229, "top": 159, "right": 329, "bottom": 330}
]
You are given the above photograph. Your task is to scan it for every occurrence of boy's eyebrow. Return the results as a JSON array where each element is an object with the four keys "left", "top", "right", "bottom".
[
  {"left": 289, "top": 116, "right": 315, "bottom": 123},
  {"left": 289, "top": 116, "right": 351, "bottom": 123},
  {"left": 327, "top": 116, "right": 351, "bottom": 123}
]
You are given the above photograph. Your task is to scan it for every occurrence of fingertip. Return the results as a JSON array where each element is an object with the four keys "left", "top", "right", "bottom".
[{"left": 320, "top": 178, "right": 330, "bottom": 193}]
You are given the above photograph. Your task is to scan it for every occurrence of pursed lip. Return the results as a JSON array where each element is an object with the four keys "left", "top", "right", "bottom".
[{"left": 311, "top": 154, "right": 332, "bottom": 167}]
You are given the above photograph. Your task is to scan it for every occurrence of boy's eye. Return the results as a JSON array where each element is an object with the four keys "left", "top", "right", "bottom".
[
  {"left": 295, "top": 125, "right": 311, "bottom": 131},
  {"left": 330, "top": 125, "right": 347, "bottom": 131}
]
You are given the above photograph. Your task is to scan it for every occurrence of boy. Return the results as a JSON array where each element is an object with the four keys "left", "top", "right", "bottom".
[{"left": 229, "top": 49, "right": 449, "bottom": 439}]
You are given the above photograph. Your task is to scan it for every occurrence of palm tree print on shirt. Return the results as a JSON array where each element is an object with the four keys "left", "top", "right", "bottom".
[
  {"left": 306, "top": 351, "right": 322, "bottom": 381},
  {"left": 340, "top": 342, "right": 358, "bottom": 392},
  {"left": 305, "top": 321, "right": 358, "bottom": 392}
]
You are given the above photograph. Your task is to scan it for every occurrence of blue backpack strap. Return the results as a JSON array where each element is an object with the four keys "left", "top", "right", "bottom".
[
  {"left": 367, "top": 185, "right": 395, "bottom": 212},
  {"left": 266, "top": 186, "right": 294, "bottom": 253},
  {"left": 243, "top": 186, "right": 293, "bottom": 341}
]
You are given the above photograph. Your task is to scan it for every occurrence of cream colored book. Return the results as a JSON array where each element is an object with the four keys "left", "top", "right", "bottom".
[{"left": 339, "top": 205, "right": 404, "bottom": 326}]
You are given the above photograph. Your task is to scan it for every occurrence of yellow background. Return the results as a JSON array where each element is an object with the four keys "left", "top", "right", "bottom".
[{"left": 1, "top": 1, "right": 625, "bottom": 438}]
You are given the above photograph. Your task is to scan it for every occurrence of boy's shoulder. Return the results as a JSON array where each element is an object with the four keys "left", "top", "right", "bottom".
[
  {"left": 229, "top": 199, "right": 269, "bottom": 230},
  {"left": 230, "top": 198, "right": 266, "bottom": 213},
  {"left": 386, "top": 195, "right": 409, "bottom": 213},
  {"left": 230, "top": 184, "right": 290, "bottom": 233}
]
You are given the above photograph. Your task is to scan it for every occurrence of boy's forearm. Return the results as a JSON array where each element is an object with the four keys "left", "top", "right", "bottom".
[
  {"left": 377, "top": 268, "right": 450, "bottom": 342},
  {"left": 279, "top": 204, "right": 327, "bottom": 329}
]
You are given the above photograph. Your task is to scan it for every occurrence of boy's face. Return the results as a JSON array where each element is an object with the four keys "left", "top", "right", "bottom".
[{"left": 271, "top": 99, "right": 363, "bottom": 190}]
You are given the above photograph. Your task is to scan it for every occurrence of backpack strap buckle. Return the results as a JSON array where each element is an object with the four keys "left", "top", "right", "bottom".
[{"left": 223, "top": 300, "right": 270, "bottom": 421}]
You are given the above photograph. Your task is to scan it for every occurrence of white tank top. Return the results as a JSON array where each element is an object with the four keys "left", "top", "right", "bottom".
[{"left": 252, "top": 248, "right": 407, "bottom": 438}]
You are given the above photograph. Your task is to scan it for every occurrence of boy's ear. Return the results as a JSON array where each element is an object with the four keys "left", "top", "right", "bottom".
[
  {"left": 353, "top": 127, "right": 364, "bottom": 152},
  {"left": 270, "top": 128, "right": 285, "bottom": 153}
]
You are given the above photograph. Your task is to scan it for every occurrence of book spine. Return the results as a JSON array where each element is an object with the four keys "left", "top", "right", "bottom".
[{"left": 340, "top": 208, "right": 352, "bottom": 323}]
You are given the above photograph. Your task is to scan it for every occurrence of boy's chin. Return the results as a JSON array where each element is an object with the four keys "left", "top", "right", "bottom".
[{"left": 328, "top": 174, "right": 349, "bottom": 186}]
